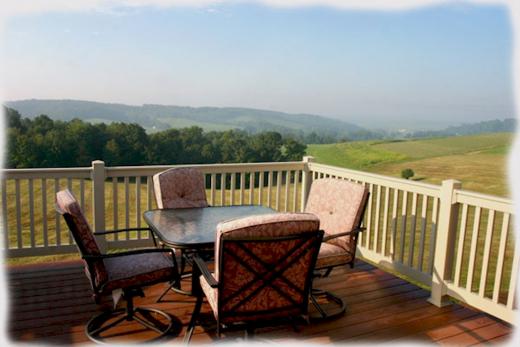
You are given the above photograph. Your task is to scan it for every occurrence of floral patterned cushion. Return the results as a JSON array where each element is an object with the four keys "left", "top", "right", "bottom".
[
  {"left": 315, "top": 242, "right": 353, "bottom": 269},
  {"left": 102, "top": 252, "right": 176, "bottom": 293},
  {"left": 210, "top": 213, "right": 321, "bottom": 324},
  {"left": 214, "top": 212, "right": 320, "bottom": 279},
  {"left": 200, "top": 273, "right": 302, "bottom": 324},
  {"left": 305, "top": 178, "right": 368, "bottom": 252},
  {"left": 153, "top": 168, "right": 208, "bottom": 209},
  {"left": 56, "top": 189, "right": 108, "bottom": 286}
]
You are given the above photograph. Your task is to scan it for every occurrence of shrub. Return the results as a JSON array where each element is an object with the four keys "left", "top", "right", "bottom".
[{"left": 401, "top": 168, "right": 415, "bottom": 180}]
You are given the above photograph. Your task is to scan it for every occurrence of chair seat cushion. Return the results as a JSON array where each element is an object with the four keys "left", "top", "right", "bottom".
[
  {"left": 316, "top": 242, "right": 353, "bottom": 269},
  {"left": 102, "top": 252, "right": 175, "bottom": 293}
]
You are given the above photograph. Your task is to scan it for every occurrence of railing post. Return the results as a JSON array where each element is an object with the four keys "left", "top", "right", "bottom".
[
  {"left": 91, "top": 160, "right": 107, "bottom": 251},
  {"left": 300, "top": 156, "right": 315, "bottom": 212},
  {"left": 428, "top": 179, "right": 461, "bottom": 306}
]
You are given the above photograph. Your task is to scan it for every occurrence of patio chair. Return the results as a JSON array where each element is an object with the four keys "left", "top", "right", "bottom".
[
  {"left": 153, "top": 167, "right": 210, "bottom": 299},
  {"left": 184, "top": 213, "right": 323, "bottom": 343},
  {"left": 304, "top": 178, "right": 369, "bottom": 319},
  {"left": 56, "top": 189, "right": 180, "bottom": 343}
]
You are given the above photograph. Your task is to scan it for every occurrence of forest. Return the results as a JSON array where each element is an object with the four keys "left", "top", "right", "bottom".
[{"left": 3, "top": 107, "right": 306, "bottom": 168}]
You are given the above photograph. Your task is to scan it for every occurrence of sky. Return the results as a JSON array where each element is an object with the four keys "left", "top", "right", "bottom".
[{"left": 0, "top": 0, "right": 515, "bottom": 128}]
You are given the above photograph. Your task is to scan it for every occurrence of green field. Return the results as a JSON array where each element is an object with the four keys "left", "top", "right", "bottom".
[{"left": 307, "top": 133, "right": 513, "bottom": 197}]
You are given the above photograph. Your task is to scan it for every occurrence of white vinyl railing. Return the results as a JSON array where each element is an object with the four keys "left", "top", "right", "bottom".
[
  {"left": 1, "top": 160, "right": 305, "bottom": 256},
  {"left": 0, "top": 157, "right": 517, "bottom": 324}
]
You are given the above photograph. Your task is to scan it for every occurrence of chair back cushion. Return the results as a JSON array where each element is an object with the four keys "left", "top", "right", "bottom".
[
  {"left": 153, "top": 168, "right": 208, "bottom": 209},
  {"left": 214, "top": 213, "right": 322, "bottom": 323},
  {"left": 305, "top": 178, "right": 369, "bottom": 252},
  {"left": 56, "top": 189, "right": 108, "bottom": 287}
]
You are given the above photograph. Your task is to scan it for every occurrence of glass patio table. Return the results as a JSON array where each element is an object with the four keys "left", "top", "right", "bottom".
[{"left": 143, "top": 205, "right": 275, "bottom": 296}]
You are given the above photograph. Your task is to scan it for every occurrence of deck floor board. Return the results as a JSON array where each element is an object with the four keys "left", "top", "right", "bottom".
[{"left": 5, "top": 259, "right": 512, "bottom": 344}]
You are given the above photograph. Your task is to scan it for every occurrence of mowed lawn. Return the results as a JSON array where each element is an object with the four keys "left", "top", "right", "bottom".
[{"left": 307, "top": 133, "right": 513, "bottom": 197}]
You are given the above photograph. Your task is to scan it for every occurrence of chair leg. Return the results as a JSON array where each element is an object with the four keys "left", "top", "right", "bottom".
[{"left": 183, "top": 295, "right": 203, "bottom": 345}]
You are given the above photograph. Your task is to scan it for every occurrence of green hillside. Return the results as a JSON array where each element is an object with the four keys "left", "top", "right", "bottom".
[
  {"left": 5, "top": 99, "right": 372, "bottom": 140},
  {"left": 307, "top": 133, "right": 513, "bottom": 197}
]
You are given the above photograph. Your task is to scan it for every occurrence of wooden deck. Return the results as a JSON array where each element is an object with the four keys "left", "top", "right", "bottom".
[{"left": 6, "top": 259, "right": 513, "bottom": 345}]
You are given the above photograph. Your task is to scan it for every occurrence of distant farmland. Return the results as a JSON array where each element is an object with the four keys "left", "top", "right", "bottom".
[{"left": 306, "top": 133, "right": 513, "bottom": 197}]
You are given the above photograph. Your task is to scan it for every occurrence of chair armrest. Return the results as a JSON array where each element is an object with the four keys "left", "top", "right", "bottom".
[
  {"left": 94, "top": 227, "right": 151, "bottom": 236},
  {"left": 192, "top": 255, "right": 218, "bottom": 288},
  {"left": 322, "top": 227, "right": 365, "bottom": 242}
]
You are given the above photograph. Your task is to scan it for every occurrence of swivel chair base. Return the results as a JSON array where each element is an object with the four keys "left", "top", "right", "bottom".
[
  {"left": 86, "top": 290, "right": 174, "bottom": 344},
  {"left": 309, "top": 288, "right": 346, "bottom": 320}
]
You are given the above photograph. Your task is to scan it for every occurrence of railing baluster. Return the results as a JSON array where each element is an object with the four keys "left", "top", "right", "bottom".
[
  {"left": 407, "top": 192, "right": 418, "bottom": 267},
  {"left": 292, "top": 171, "right": 299, "bottom": 212},
  {"left": 240, "top": 172, "right": 245, "bottom": 205},
  {"left": 249, "top": 172, "right": 254, "bottom": 205},
  {"left": 381, "top": 186, "right": 390, "bottom": 256},
  {"left": 28, "top": 179, "right": 35, "bottom": 248},
  {"left": 124, "top": 176, "right": 130, "bottom": 238},
  {"left": 136, "top": 177, "right": 141, "bottom": 235},
  {"left": 67, "top": 178, "right": 73, "bottom": 244},
  {"left": 493, "top": 213, "right": 510, "bottom": 303},
  {"left": 54, "top": 178, "right": 61, "bottom": 246},
  {"left": 417, "top": 195, "right": 429, "bottom": 271},
  {"left": 15, "top": 179, "right": 22, "bottom": 249},
  {"left": 479, "top": 210, "right": 495, "bottom": 297},
  {"left": 230, "top": 173, "right": 236, "bottom": 205},
  {"left": 399, "top": 191, "right": 408, "bottom": 263},
  {"left": 41, "top": 178, "right": 48, "bottom": 248},
  {"left": 220, "top": 173, "right": 226, "bottom": 206},
  {"left": 365, "top": 183, "right": 373, "bottom": 249},
  {"left": 390, "top": 189, "right": 399, "bottom": 258},
  {"left": 80, "top": 179, "right": 85, "bottom": 210},
  {"left": 259, "top": 172, "right": 264, "bottom": 206},
  {"left": 211, "top": 173, "right": 216, "bottom": 206},
  {"left": 147, "top": 176, "right": 153, "bottom": 210},
  {"left": 276, "top": 171, "right": 282, "bottom": 211},
  {"left": 454, "top": 203, "right": 469, "bottom": 287},
  {"left": 373, "top": 185, "right": 381, "bottom": 253},
  {"left": 267, "top": 171, "right": 273, "bottom": 208},
  {"left": 284, "top": 171, "right": 290, "bottom": 212},
  {"left": 2, "top": 179, "right": 9, "bottom": 250},
  {"left": 466, "top": 206, "right": 482, "bottom": 292},
  {"left": 113, "top": 177, "right": 119, "bottom": 240},
  {"left": 428, "top": 197, "right": 439, "bottom": 274}
]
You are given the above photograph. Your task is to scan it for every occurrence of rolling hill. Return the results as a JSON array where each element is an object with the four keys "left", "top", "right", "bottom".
[{"left": 4, "top": 99, "right": 375, "bottom": 140}]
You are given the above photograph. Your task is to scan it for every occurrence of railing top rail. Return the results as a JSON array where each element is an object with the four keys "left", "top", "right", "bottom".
[
  {"left": 105, "top": 161, "right": 305, "bottom": 177},
  {"left": 454, "top": 189, "right": 513, "bottom": 213},
  {"left": 1, "top": 167, "right": 91, "bottom": 179},
  {"left": 309, "top": 162, "right": 441, "bottom": 197}
]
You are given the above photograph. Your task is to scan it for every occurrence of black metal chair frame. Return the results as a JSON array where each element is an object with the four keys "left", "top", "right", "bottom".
[
  {"left": 310, "top": 192, "right": 370, "bottom": 320},
  {"left": 184, "top": 230, "right": 324, "bottom": 343},
  {"left": 156, "top": 246, "right": 213, "bottom": 301},
  {"left": 58, "top": 208, "right": 180, "bottom": 343}
]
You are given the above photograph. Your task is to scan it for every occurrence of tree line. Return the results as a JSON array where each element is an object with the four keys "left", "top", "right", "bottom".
[{"left": 4, "top": 107, "right": 307, "bottom": 168}]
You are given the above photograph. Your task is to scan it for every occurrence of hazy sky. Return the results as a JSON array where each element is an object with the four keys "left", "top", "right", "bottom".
[{"left": 0, "top": 1, "right": 514, "bottom": 127}]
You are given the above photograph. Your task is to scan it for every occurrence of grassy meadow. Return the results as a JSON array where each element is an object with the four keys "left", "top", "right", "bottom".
[{"left": 307, "top": 132, "right": 513, "bottom": 197}]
